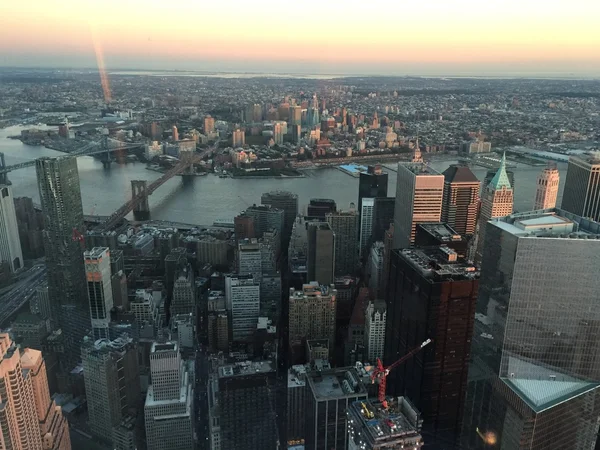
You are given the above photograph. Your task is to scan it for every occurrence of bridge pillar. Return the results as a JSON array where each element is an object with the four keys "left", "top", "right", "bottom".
[
  {"left": 180, "top": 150, "right": 195, "bottom": 177},
  {"left": 131, "top": 180, "right": 150, "bottom": 220}
]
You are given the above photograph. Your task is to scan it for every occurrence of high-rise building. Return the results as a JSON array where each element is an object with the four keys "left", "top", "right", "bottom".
[
  {"left": 359, "top": 198, "right": 375, "bottom": 257},
  {"left": 82, "top": 335, "right": 140, "bottom": 445},
  {"left": 561, "top": 153, "right": 600, "bottom": 220},
  {"left": 326, "top": 207, "right": 359, "bottom": 275},
  {"left": 305, "top": 366, "right": 368, "bottom": 450},
  {"left": 307, "top": 222, "right": 335, "bottom": 285},
  {"left": 232, "top": 128, "right": 245, "bottom": 147},
  {"left": 364, "top": 300, "right": 386, "bottom": 362},
  {"left": 415, "top": 222, "right": 468, "bottom": 258},
  {"left": 358, "top": 165, "right": 388, "bottom": 224},
  {"left": 307, "top": 198, "right": 337, "bottom": 218},
  {"left": 482, "top": 167, "right": 514, "bottom": 193},
  {"left": 237, "top": 238, "right": 262, "bottom": 281},
  {"left": 441, "top": 164, "right": 480, "bottom": 236},
  {"left": 393, "top": 163, "right": 444, "bottom": 248},
  {"left": 261, "top": 191, "right": 298, "bottom": 243},
  {"left": 381, "top": 224, "right": 394, "bottom": 298},
  {"left": 385, "top": 246, "right": 479, "bottom": 446},
  {"left": 36, "top": 157, "right": 88, "bottom": 365},
  {"left": 245, "top": 204, "right": 284, "bottom": 238},
  {"left": 225, "top": 275, "right": 260, "bottom": 342},
  {"left": 233, "top": 214, "right": 255, "bottom": 243},
  {"left": 475, "top": 153, "right": 513, "bottom": 263},
  {"left": 170, "top": 266, "right": 195, "bottom": 316},
  {"left": 462, "top": 209, "right": 600, "bottom": 449},
  {"left": 273, "top": 122, "right": 284, "bottom": 145},
  {"left": 171, "top": 125, "right": 179, "bottom": 141},
  {"left": 289, "top": 105, "right": 302, "bottom": 126},
  {"left": 210, "top": 359, "right": 277, "bottom": 450},
  {"left": 204, "top": 115, "right": 215, "bottom": 134},
  {"left": 372, "top": 197, "right": 395, "bottom": 242},
  {"left": 260, "top": 229, "right": 280, "bottom": 274},
  {"left": 289, "top": 282, "right": 337, "bottom": 347},
  {"left": 534, "top": 162, "right": 560, "bottom": 210},
  {"left": 84, "top": 247, "right": 113, "bottom": 340},
  {"left": 144, "top": 342, "right": 194, "bottom": 450},
  {"left": 207, "top": 311, "right": 229, "bottom": 352},
  {"left": 0, "top": 334, "right": 71, "bottom": 449},
  {"left": 260, "top": 273, "right": 281, "bottom": 320},
  {"left": 0, "top": 172, "right": 23, "bottom": 272},
  {"left": 367, "top": 241, "right": 385, "bottom": 296},
  {"left": 287, "top": 364, "right": 310, "bottom": 443}
]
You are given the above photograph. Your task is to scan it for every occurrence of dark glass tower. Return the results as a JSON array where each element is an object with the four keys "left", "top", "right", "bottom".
[
  {"left": 36, "top": 156, "right": 89, "bottom": 368},
  {"left": 561, "top": 153, "right": 600, "bottom": 221},
  {"left": 358, "top": 165, "right": 388, "bottom": 223}
]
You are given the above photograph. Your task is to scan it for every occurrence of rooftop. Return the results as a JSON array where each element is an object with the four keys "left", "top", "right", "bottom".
[
  {"left": 398, "top": 162, "right": 442, "bottom": 176},
  {"left": 308, "top": 367, "right": 367, "bottom": 399},
  {"left": 398, "top": 246, "right": 479, "bottom": 281},
  {"left": 492, "top": 208, "right": 600, "bottom": 238},
  {"left": 218, "top": 360, "right": 275, "bottom": 378},
  {"left": 488, "top": 152, "right": 512, "bottom": 190},
  {"left": 442, "top": 164, "right": 480, "bottom": 184},
  {"left": 417, "top": 223, "right": 466, "bottom": 243},
  {"left": 290, "top": 282, "right": 334, "bottom": 298}
]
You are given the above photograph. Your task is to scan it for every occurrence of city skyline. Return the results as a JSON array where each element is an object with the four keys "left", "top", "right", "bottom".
[{"left": 2, "top": 1, "right": 600, "bottom": 77}]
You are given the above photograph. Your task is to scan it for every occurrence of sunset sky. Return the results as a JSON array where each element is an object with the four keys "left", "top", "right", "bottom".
[{"left": 1, "top": 0, "right": 600, "bottom": 76}]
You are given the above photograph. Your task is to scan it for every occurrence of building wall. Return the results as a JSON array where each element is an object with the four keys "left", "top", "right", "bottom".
[
  {"left": 561, "top": 156, "right": 600, "bottom": 220},
  {"left": 359, "top": 198, "right": 375, "bottom": 257},
  {"left": 289, "top": 284, "right": 337, "bottom": 347},
  {"left": 0, "top": 184, "right": 23, "bottom": 272},
  {"left": 442, "top": 180, "right": 480, "bottom": 235},
  {"left": 326, "top": 210, "right": 359, "bottom": 276},
  {"left": 307, "top": 223, "right": 335, "bottom": 285}
]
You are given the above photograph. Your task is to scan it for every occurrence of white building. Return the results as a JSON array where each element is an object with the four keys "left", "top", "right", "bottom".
[
  {"left": 84, "top": 247, "right": 113, "bottom": 339},
  {"left": 225, "top": 275, "right": 260, "bottom": 342},
  {"left": 359, "top": 197, "right": 375, "bottom": 257},
  {"left": 365, "top": 301, "right": 386, "bottom": 362},
  {"left": 144, "top": 342, "right": 194, "bottom": 450},
  {"left": 0, "top": 184, "right": 23, "bottom": 272},
  {"left": 145, "top": 141, "right": 163, "bottom": 160}
]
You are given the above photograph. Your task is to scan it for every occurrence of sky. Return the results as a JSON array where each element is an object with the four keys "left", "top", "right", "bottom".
[{"left": 1, "top": 0, "right": 600, "bottom": 76}]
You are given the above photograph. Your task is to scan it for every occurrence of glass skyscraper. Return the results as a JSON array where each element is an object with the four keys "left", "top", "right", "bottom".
[
  {"left": 36, "top": 156, "right": 89, "bottom": 368},
  {"left": 462, "top": 208, "right": 600, "bottom": 449}
]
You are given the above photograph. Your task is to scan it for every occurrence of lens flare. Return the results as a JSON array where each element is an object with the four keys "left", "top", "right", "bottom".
[{"left": 90, "top": 26, "right": 112, "bottom": 104}]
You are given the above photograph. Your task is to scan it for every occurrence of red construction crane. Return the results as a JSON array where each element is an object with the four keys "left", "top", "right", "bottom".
[
  {"left": 72, "top": 228, "right": 85, "bottom": 247},
  {"left": 371, "top": 338, "right": 432, "bottom": 408}
]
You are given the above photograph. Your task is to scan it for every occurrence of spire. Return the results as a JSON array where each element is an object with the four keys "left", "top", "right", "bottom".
[
  {"left": 411, "top": 131, "right": 423, "bottom": 163},
  {"left": 489, "top": 152, "right": 512, "bottom": 190}
]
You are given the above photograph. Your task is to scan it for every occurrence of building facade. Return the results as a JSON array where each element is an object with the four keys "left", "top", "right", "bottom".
[
  {"left": 307, "top": 222, "right": 335, "bottom": 285},
  {"left": 561, "top": 153, "right": 600, "bottom": 220},
  {"left": 358, "top": 165, "right": 388, "bottom": 225},
  {"left": 84, "top": 247, "right": 113, "bottom": 340},
  {"left": 365, "top": 300, "right": 386, "bottom": 363},
  {"left": 326, "top": 208, "right": 359, "bottom": 276},
  {"left": 441, "top": 165, "right": 480, "bottom": 236},
  {"left": 170, "top": 266, "right": 195, "bottom": 316},
  {"left": 359, "top": 198, "right": 375, "bottom": 257},
  {"left": 0, "top": 181, "right": 23, "bottom": 272},
  {"left": 261, "top": 190, "right": 298, "bottom": 242},
  {"left": 225, "top": 275, "right": 260, "bottom": 342},
  {"left": 289, "top": 283, "right": 337, "bottom": 347},
  {"left": 533, "top": 162, "right": 560, "bottom": 210}
]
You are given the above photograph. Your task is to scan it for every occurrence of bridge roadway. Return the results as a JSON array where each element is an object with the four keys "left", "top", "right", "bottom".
[
  {"left": 94, "top": 144, "right": 217, "bottom": 232},
  {"left": 0, "top": 138, "right": 143, "bottom": 174}
]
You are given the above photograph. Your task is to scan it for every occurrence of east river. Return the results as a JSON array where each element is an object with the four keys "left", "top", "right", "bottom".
[{"left": 0, "top": 126, "right": 567, "bottom": 225}]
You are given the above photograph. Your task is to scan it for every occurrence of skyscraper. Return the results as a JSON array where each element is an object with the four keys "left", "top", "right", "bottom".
[
  {"left": 204, "top": 115, "right": 215, "bottom": 134},
  {"left": 364, "top": 300, "right": 386, "bottom": 362},
  {"left": 237, "top": 238, "right": 262, "bottom": 281},
  {"left": 36, "top": 157, "right": 88, "bottom": 366},
  {"left": 441, "top": 164, "right": 480, "bottom": 236},
  {"left": 170, "top": 266, "right": 195, "bottom": 316},
  {"left": 82, "top": 335, "right": 140, "bottom": 445},
  {"left": 307, "top": 222, "right": 335, "bottom": 285},
  {"left": 393, "top": 163, "right": 444, "bottom": 248},
  {"left": 144, "top": 342, "right": 194, "bottom": 450},
  {"left": 372, "top": 197, "right": 395, "bottom": 242},
  {"left": 225, "top": 275, "right": 260, "bottom": 342},
  {"left": 171, "top": 125, "right": 179, "bottom": 141},
  {"left": 534, "top": 162, "right": 560, "bottom": 210},
  {"left": 307, "top": 198, "right": 337, "bottom": 218},
  {"left": 245, "top": 204, "right": 284, "bottom": 238},
  {"left": 0, "top": 334, "right": 71, "bottom": 449},
  {"left": 561, "top": 153, "right": 600, "bottom": 220},
  {"left": 273, "top": 122, "right": 284, "bottom": 145},
  {"left": 84, "top": 247, "right": 113, "bottom": 340},
  {"left": 385, "top": 246, "right": 479, "bottom": 446},
  {"left": 289, "top": 282, "right": 337, "bottom": 347},
  {"left": 326, "top": 207, "right": 359, "bottom": 275},
  {"left": 0, "top": 157, "right": 23, "bottom": 271},
  {"left": 358, "top": 165, "right": 388, "bottom": 224},
  {"left": 261, "top": 190, "right": 298, "bottom": 243},
  {"left": 232, "top": 128, "right": 245, "bottom": 147},
  {"left": 462, "top": 209, "right": 600, "bottom": 449},
  {"left": 474, "top": 153, "right": 513, "bottom": 263},
  {"left": 359, "top": 198, "right": 375, "bottom": 257}
]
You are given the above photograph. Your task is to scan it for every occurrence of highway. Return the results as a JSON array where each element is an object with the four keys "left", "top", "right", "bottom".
[{"left": 0, "top": 264, "right": 47, "bottom": 326}]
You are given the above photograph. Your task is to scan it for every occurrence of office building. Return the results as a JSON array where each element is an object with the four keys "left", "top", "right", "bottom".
[
  {"left": 260, "top": 229, "right": 280, "bottom": 274},
  {"left": 358, "top": 165, "right": 388, "bottom": 224},
  {"left": 195, "top": 236, "right": 228, "bottom": 266},
  {"left": 415, "top": 222, "right": 468, "bottom": 259},
  {"left": 36, "top": 157, "right": 88, "bottom": 365},
  {"left": 346, "top": 398, "right": 423, "bottom": 450},
  {"left": 306, "top": 339, "right": 330, "bottom": 363},
  {"left": 287, "top": 364, "right": 310, "bottom": 443},
  {"left": 307, "top": 222, "right": 335, "bottom": 285},
  {"left": 232, "top": 128, "right": 245, "bottom": 147},
  {"left": 364, "top": 300, "right": 386, "bottom": 363},
  {"left": 11, "top": 312, "right": 48, "bottom": 349},
  {"left": 233, "top": 214, "right": 255, "bottom": 243},
  {"left": 483, "top": 167, "right": 514, "bottom": 193},
  {"left": 225, "top": 275, "right": 260, "bottom": 342},
  {"left": 144, "top": 342, "right": 194, "bottom": 450},
  {"left": 0, "top": 334, "right": 71, "bottom": 449},
  {"left": 367, "top": 242, "right": 385, "bottom": 296},
  {"left": 84, "top": 247, "right": 113, "bottom": 340},
  {"left": 561, "top": 153, "right": 600, "bottom": 220},
  {"left": 31, "top": 283, "right": 52, "bottom": 322},
  {"left": 204, "top": 115, "right": 215, "bottom": 134},
  {"left": 260, "top": 273, "right": 281, "bottom": 319},
  {"left": 305, "top": 366, "right": 368, "bottom": 450},
  {"left": 534, "top": 162, "right": 560, "bottom": 210},
  {"left": 442, "top": 165, "right": 480, "bottom": 235},
  {"left": 211, "top": 359, "right": 277, "bottom": 450},
  {"left": 475, "top": 153, "right": 513, "bottom": 263},
  {"left": 82, "top": 335, "right": 140, "bottom": 444},
  {"left": 372, "top": 197, "right": 395, "bottom": 242},
  {"left": 290, "top": 105, "right": 302, "bottom": 125},
  {"left": 307, "top": 198, "right": 337, "bottom": 218},
  {"left": 237, "top": 238, "right": 262, "bottom": 281},
  {"left": 385, "top": 246, "right": 479, "bottom": 446},
  {"left": 170, "top": 266, "right": 195, "bottom": 316},
  {"left": 289, "top": 283, "right": 336, "bottom": 347},
  {"left": 245, "top": 204, "right": 284, "bottom": 238},
  {"left": 0, "top": 178, "right": 23, "bottom": 272},
  {"left": 207, "top": 311, "right": 229, "bottom": 352},
  {"left": 261, "top": 190, "right": 298, "bottom": 242},
  {"left": 359, "top": 198, "right": 375, "bottom": 257},
  {"left": 273, "top": 122, "right": 284, "bottom": 145},
  {"left": 462, "top": 209, "right": 600, "bottom": 449},
  {"left": 393, "top": 163, "right": 444, "bottom": 248},
  {"left": 381, "top": 224, "right": 394, "bottom": 298},
  {"left": 326, "top": 207, "right": 359, "bottom": 275}
]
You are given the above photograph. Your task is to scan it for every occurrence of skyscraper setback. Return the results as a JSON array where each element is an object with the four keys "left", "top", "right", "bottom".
[
  {"left": 36, "top": 156, "right": 89, "bottom": 366},
  {"left": 560, "top": 153, "right": 600, "bottom": 220}
]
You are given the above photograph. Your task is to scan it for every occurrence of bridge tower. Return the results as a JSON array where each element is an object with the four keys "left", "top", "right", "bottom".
[
  {"left": 100, "top": 136, "right": 113, "bottom": 169},
  {"left": 131, "top": 180, "right": 150, "bottom": 220},
  {"left": 180, "top": 150, "right": 195, "bottom": 178}
]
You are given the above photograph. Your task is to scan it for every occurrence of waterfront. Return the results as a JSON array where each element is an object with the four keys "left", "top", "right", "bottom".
[{"left": 0, "top": 126, "right": 568, "bottom": 226}]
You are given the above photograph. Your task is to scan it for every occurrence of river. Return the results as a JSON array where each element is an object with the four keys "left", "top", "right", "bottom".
[{"left": 0, "top": 125, "right": 567, "bottom": 225}]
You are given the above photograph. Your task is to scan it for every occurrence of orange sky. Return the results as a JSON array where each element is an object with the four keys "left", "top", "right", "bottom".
[{"left": 1, "top": 0, "right": 600, "bottom": 75}]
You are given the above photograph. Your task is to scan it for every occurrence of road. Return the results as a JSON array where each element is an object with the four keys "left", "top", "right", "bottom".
[{"left": 0, "top": 264, "right": 47, "bottom": 326}]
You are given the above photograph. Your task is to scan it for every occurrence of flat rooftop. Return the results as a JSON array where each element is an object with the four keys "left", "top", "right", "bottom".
[
  {"left": 570, "top": 152, "right": 600, "bottom": 166},
  {"left": 399, "top": 162, "right": 442, "bottom": 176},
  {"left": 218, "top": 360, "right": 275, "bottom": 378},
  {"left": 417, "top": 223, "right": 465, "bottom": 243},
  {"left": 492, "top": 208, "right": 600, "bottom": 238},
  {"left": 398, "top": 246, "right": 479, "bottom": 281},
  {"left": 308, "top": 367, "right": 367, "bottom": 399}
]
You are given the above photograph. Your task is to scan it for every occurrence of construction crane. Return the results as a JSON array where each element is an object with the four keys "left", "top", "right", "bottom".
[
  {"left": 371, "top": 338, "right": 432, "bottom": 408},
  {"left": 72, "top": 228, "right": 85, "bottom": 248}
]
